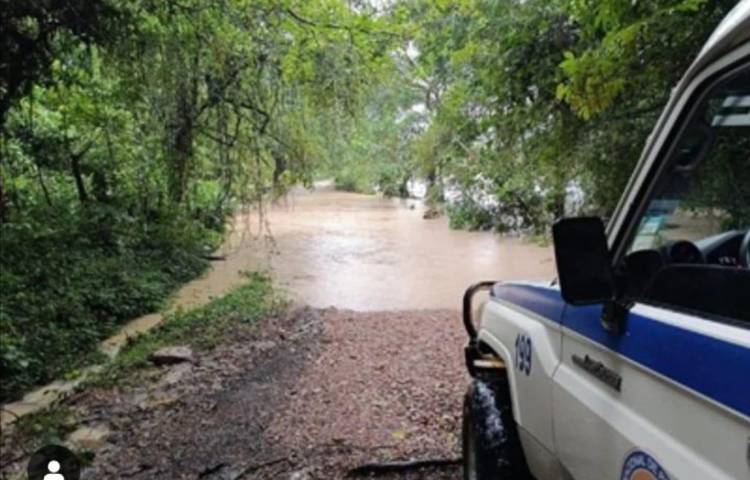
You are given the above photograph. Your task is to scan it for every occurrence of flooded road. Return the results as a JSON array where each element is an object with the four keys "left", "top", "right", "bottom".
[
  {"left": 210, "top": 184, "right": 555, "bottom": 311},
  {"left": 2, "top": 183, "right": 554, "bottom": 428}
]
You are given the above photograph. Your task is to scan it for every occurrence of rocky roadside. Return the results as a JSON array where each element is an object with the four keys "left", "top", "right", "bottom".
[{"left": 0, "top": 308, "right": 468, "bottom": 479}]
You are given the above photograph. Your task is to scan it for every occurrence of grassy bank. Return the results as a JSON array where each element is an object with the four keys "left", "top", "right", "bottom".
[
  {"left": 0, "top": 205, "right": 223, "bottom": 402},
  {"left": 99, "top": 271, "right": 286, "bottom": 381},
  {"left": 3, "top": 273, "right": 285, "bottom": 457}
]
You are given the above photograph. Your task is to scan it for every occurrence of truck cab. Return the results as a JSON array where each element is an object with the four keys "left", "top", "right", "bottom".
[{"left": 462, "top": 3, "right": 750, "bottom": 480}]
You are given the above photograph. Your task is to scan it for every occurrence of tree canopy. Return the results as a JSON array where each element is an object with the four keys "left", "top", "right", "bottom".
[
  {"left": 0, "top": 0, "right": 397, "bottom": 400},
  {"left": 0, "top": 0, "right": 742, "bottom": 400}
]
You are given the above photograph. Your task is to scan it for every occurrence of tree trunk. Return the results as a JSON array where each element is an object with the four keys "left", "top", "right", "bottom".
[
  {"left": 169, "top": 78, "right": 195, "bottom": 204},
  {"left": 273, "top": 154, "right": 286, "bottom": 185},
  {"left": 426, "top": 167, "right": 436, "bottom": 188},
  {"left": 70, "top": 152, "right": 88, "bottom": 203},
  {"left": 92, "top": 170, "right": 109, "bottom": 202},
  {"left": 0, "top": 175, "right": 8, "bottom": 223},
  {"left": 35, "top": 162, "right": 52, "bottom": 206},
  {"left": 63, "top": 109, "right": 91, "bottom": 204}
]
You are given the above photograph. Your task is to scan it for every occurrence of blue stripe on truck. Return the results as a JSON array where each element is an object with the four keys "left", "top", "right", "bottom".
[
  {"left": 490, "top": 283, "right": 566, "bottom": 324},
  {"left": 491, "top": 283, "right": 750, "bottom": 418}
]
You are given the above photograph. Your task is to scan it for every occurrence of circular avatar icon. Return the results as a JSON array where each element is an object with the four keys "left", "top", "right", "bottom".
[
  {"left": 27, "top": 444, "right": 80, "bottom": 480},
  {"left": 620, "top": 450, "right": 670, "bottom": 480}
]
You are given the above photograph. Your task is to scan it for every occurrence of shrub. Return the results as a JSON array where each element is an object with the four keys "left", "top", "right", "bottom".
[{"left": 0, "top": 204, "right": 217, "bottom": 402}]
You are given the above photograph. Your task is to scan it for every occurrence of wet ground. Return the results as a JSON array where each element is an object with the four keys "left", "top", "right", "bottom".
[
  {"left": 75, "top": 308, "right": 465, "bottom": 479},
  {"left": 0, "top": 185, "right": 554, "bottom": 479}
]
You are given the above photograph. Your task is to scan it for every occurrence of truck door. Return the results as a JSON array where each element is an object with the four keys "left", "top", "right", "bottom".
[
  {"left": 554, "top": 303, "right": 749, "bottom": 480},
  {"left": 553, "top": 61, "right": 750, "bottom": 480}
]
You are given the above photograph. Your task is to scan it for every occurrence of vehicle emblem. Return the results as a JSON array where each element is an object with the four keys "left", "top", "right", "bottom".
[
  {"left": 572, "top": 354, "right": 622, "bottom": 391},
  {"left": 620, "top": 450, "right": 670, "bottom": 480}
]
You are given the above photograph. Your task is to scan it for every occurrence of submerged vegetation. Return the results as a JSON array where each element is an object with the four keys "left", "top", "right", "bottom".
[{"left": 0, "top": 0, "right": 742, "bottom": 400}]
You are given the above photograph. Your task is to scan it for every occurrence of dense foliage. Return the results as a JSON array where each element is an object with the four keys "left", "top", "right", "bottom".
[
  {"left": 323, "top": 0, "right": 739, "bottom": 233},
  {"left": 0, "top": 0, "right": 394, "bottom": 401},
  {"left": 0, "top": 0, "right": 743, "bottom": 401}
]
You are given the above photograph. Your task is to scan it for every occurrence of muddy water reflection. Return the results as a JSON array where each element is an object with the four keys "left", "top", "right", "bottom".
[
  {"left": 0, "top": 184, "right": 555, "bottom": 427},
  {"left": 221, "top": 185, "right": 555, "bottom": 310}
]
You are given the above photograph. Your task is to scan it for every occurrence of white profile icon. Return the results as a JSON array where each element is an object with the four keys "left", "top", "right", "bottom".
[{"left": 43, "top": 460, "right": 65, "bottom": 480}]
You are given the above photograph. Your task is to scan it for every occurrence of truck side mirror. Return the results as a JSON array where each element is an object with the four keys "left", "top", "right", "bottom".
[
  {"left": 552, "top": 217, "right": 629, "bottom": 334},
  {"left": 552, "top": 217, "right": 614, "bottom": 305}
]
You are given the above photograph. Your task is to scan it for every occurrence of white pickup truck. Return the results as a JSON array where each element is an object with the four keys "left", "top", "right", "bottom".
[{"left": 461, "top": 3, "right": 750, "bottom": 480}]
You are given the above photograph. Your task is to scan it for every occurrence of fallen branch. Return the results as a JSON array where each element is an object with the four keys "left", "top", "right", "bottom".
[
  {"left": 201, "top": 254, "right": 227, "bottom": 261},
  {"left": 346, "top": 457, "right": 462, "bottom": 477},
  {"left": 198, "top": 462, "right": 227, "bottom": 478},
  {"left": 315, "top": 442, "right": 395, "bottom": 453}
]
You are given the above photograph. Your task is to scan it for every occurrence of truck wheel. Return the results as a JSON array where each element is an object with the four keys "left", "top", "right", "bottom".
[{"left": 462, "top": 378, "right": 532, "bottom": 480}]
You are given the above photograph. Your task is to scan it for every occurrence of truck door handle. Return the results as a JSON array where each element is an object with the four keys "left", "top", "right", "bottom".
[{"left": 571, "top": 354, "right": 622, "bottom": 392}]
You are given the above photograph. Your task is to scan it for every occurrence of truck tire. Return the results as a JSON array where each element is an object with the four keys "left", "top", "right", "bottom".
[{"left": 462, "top": 378, "right": 532, "bottom": 480}]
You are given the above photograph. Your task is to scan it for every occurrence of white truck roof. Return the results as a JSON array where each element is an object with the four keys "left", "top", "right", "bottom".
[
  {"left": 692, "top": 0, "right": 750, "bottom": 80},
  {"left": 608, "top": 1, "right": 750, "bottom": 256}
]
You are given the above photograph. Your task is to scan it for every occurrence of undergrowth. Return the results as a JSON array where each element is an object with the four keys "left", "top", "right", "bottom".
[
  {"left": 0, "top": 204, "right": 222, "bottom": 402},
  {"left": 0, "top": 273, "right": 283, "bottom": 469}
]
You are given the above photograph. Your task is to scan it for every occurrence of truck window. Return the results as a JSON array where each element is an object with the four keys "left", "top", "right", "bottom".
[{"left": 623, "top": 66, "right": 750, "bottom": 322}]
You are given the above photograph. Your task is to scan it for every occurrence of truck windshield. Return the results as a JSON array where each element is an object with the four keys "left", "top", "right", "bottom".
[{"left": 630, "top": 68, "right": 750, "bottom": 252}]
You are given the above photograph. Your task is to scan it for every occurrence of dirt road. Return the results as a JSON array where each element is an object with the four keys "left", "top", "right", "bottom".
[{"left": 2, "top": 308, "right": 465, "bottom": 479}]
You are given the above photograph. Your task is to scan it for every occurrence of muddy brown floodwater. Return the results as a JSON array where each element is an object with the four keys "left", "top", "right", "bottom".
[
  {"left": 0, "top": 183, "right": 554, "bottom": 429},
  {"left": 0, "top": 184, "right": 553, "bottom": 432},
  {"left": 211, "top": 183, "right": 555, "bottom": 311},
  {"left": 1, "top": 183, "right": 557, "bottom": 479}
]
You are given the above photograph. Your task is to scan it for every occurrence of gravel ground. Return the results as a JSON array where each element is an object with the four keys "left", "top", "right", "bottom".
[
  {"left": 1, "top": 308, "right": 468, "bottom": 479},
  {"left": 265, "top": 309, "right": 466, "bottom": 479}
]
